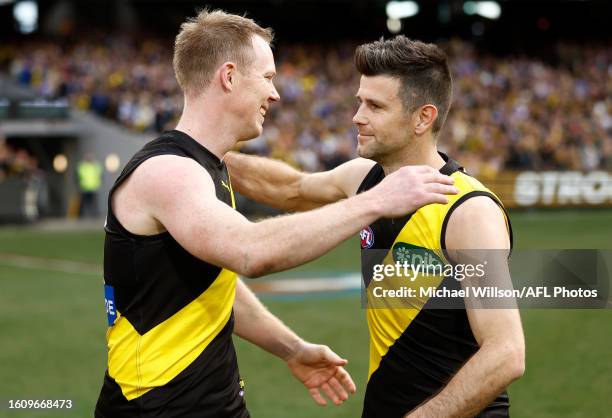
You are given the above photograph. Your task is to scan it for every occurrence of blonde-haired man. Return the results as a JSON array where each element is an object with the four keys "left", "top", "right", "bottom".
[{"left": 95, "top": 11, "right": 457, "bottom": 418}]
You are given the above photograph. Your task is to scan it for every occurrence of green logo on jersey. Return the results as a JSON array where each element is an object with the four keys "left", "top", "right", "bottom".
[{"left": 392, "top": 243, "right": 444, "bottom": 270}]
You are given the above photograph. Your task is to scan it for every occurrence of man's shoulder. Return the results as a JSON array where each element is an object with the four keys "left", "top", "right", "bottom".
[
  {"left": 335, "top": 158, "right": 378, "bottom": 196},
  {"left": 449, "top": 195, "right": 503, "bottom": 223},
  {"left": 133, "top": 154, "right": 209, "bottom": 190},
  {"left": 341, "top": 157, "right": 377, "bottom": 175},
  {"left": 445, "top": 195, "right": 510, "bottom": 250}
]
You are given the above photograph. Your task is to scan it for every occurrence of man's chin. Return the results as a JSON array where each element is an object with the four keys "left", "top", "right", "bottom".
[
  {"left": 236, "top": 126, "right": 263, "bottom": 143},
  {"left": 357, "top": 145, "right": 373, "bottom": 159}
]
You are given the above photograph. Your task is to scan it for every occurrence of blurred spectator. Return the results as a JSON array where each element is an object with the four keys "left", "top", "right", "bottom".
[{"left": 76, "top": 152, "right": 103, "bottom": 218}]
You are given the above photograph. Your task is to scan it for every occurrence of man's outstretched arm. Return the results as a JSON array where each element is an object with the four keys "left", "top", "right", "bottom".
[
  {"left": 137, "top": 155, "right": 457, "bottom": 278},
  {"left": 405, "top": 197, "right": 525, "bottom": 418},
  {"left": 225, "top": 151, "right": 375, "bottom": 211},
  {"left": 233, "top": 279, "right": 356, "bottom": 406}
]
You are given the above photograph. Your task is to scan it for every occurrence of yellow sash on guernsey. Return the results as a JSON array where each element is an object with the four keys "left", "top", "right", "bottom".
[
  {"left": 366, "top": 170, "right": 510, "bottom": 379},
  {"left": 107, "top": 268, "right": 237, "bottom": 400}
]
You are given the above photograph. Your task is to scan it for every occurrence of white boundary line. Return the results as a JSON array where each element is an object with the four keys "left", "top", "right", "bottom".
[
  {"left": 0, "top": 253, "right": 360, "bottom": 293},
  {"left": 0, "top": 253, "right": 102, "bottom": 276}
]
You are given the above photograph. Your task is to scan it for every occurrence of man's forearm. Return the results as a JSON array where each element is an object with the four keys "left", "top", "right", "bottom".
[
  {"left": 222, "top": 163, "right": 453, "bottom": 277},
  {"left": 225, "top": 151, "right": 310, "bottom": 211},
  {"left": 406, "top": 341, "right": 524, "bottom": 418},
  {"left": 244, "top": 190, "right": 381, "bottom": 277},
  {"left": 233, "top": 279, "right": 302, "bottom": 360}
]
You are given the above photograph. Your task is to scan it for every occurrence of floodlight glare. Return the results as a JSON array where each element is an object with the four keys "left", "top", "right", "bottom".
[
  {"left": 463, "top": 1, "right": 501, "bottom": 20},
  {"left": 53, "top": 154, "right": 68, "bottom": 173},
  {"left": 386, "top": 1, "right": 419, "bottom": 20},
  {"left": 13, "top": 0, "right": 38, "bottom": 33},
  {"left": 105, "top": 154, "right": 121, "bottom": 173},
  {"left": 477, "top": 1, "right": 501, "bottom": 19}
]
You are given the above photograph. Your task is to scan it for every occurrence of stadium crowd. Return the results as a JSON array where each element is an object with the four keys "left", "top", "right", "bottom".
[{"left": 3, "top": 36, "right": 610, "bottom": 175}]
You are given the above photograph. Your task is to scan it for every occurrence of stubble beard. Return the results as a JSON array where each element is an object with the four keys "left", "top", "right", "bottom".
[{"left": 358, "top": 140, "right": 393, "bottom": 165}]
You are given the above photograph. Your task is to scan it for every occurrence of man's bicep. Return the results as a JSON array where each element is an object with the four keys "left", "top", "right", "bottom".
[
  {"left": 300, "top": 158, "right": 375, "bottom": 204},
  {"left": 446, "top": 196, "right": 522, "bottom": 345},
  {"left": 164, "top": 197, "right": 252, "bottom": 272},
  {"left": 466, "top": 306, "right": 523, "bottom": 347},
  {"left": 141, "top": 156, "right": 251, "bottom": 273}
]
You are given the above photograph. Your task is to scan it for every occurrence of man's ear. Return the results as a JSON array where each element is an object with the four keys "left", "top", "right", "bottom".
[
  {"left": 219, "top": 62, "right": 236, "bottom": 92},
  {"left": 414, "top": 104, "right": 438, "bottom": 135}
]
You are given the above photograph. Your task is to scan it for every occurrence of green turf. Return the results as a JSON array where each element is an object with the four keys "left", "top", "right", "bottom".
[
  {"left": 0, "top": 209, "right": 610, "bottom": 417},
  {"left": 510, "top": 209, "right": 612, "bottom": 249},
  {"left": 0, "top": 229, "right": 104, "bottom": 264},
  {"left": 0, "top": 265, "right": 107, "bottom": 418}
]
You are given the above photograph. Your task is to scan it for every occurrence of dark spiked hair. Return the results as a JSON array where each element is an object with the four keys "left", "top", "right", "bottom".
[{"left": 355, "top": 36, "right": 452, "bottom": 133}]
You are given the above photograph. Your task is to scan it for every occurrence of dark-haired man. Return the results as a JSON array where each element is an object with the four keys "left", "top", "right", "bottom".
[{"left": 227, "top": 35, "right": 525, "bottom": 418}]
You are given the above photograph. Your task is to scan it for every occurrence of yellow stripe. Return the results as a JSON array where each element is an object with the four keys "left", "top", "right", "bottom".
[
  {"left": 367, "top": 307, "right": 419, "bottom": 378},
  {"left": 366, "top": 170, "right": 502, "bottom": 379},
  {"left": 106, "top": 268, "right": 237, "bottom": 400},
  {"left": 366, "top": 251, "right": 444, "bottom": 378}
]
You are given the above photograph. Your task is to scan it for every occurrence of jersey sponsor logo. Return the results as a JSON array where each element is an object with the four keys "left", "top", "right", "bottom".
[
  {"left": 360, "top": 226, "right": 375, "bottom": 249},
  {"left": 392, "top": 242, "right": 444, "bottom": 268},
  {"left": 104, "top": 284, "right": 117, "bottom": 326}
]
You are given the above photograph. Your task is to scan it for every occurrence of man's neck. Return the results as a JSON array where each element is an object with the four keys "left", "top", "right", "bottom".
[
  {"left": 381, "top": 144, "right": 446, "bottom": 176},
  {"left": 175, "top": 97, "right": 236, "bottom": 161}
]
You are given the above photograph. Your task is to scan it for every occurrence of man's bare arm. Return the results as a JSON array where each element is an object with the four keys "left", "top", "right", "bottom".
[
  {"left": 233, "top": 278, "right": 301, "bottom": 359},
  {"left": 233, "top": 279, "right": 356, "bottom": 406},
  {"left": 406, "top": 197, "right": 525, "bottom": 418},
  {"left": 225, "top": 151, "right": 375, "bottom": 211},
  {"left": 134, "top": 155, "right": 456, "bottom": 278}
]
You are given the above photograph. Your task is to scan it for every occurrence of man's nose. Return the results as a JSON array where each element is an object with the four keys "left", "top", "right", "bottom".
[
  {"left": 352, "top": 107, "right": 366, "bottom": 125},
  {"left": 269, "top": 83, "right": 280, "bottom": 102}
]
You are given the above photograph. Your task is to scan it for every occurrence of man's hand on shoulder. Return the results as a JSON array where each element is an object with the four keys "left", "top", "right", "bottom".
[{"left": 365, "top": 165, "right": 459, "bottom": 218}]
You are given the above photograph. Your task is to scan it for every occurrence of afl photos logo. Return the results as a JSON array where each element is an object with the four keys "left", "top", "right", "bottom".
[{"left": 360, "top": 226, "right": 375, "bottom": 249}]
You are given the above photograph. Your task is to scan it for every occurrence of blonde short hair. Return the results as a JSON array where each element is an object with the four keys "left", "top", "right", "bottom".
[{"left": 173, "top": 9, "right": 273, "bottom": 95}]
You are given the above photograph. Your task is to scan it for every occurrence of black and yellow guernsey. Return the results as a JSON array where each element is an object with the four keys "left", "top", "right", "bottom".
[
  {"left": 95, "top": 130, "right": 247, "bottom": 418},
  {"left": 358, "top": 153, "right": 513, "bottom": 418}
]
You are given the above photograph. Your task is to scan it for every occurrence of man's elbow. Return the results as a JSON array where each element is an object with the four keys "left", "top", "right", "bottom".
[
  {"left": 505, "top": 342, "right": 526, "bottom": 382},
  {"left": 241, "top": 263, "right": 268, "bottom": 279},
  {"left": 483, "top": 338, "right": 525, "bottom": 384},
  {"left": 239, "top": 249, "right": 276, "bottom": 279}
]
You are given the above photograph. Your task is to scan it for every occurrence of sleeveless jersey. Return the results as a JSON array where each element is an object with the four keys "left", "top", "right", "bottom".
[
  {"left": 358, "top": 153, "right": 513, "bottom": 418},
  {"left": 95, "top": 130, "right": 247, "bottom": 418}
]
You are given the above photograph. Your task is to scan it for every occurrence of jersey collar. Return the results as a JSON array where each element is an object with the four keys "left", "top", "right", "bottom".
[{"left": 438, "top": 152, "right": 464, "bottom": 176}]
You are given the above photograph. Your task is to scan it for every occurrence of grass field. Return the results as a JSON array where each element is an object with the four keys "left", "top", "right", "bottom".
[{"left": 0, "top": 209, "right": 611, "bottom": 417}]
